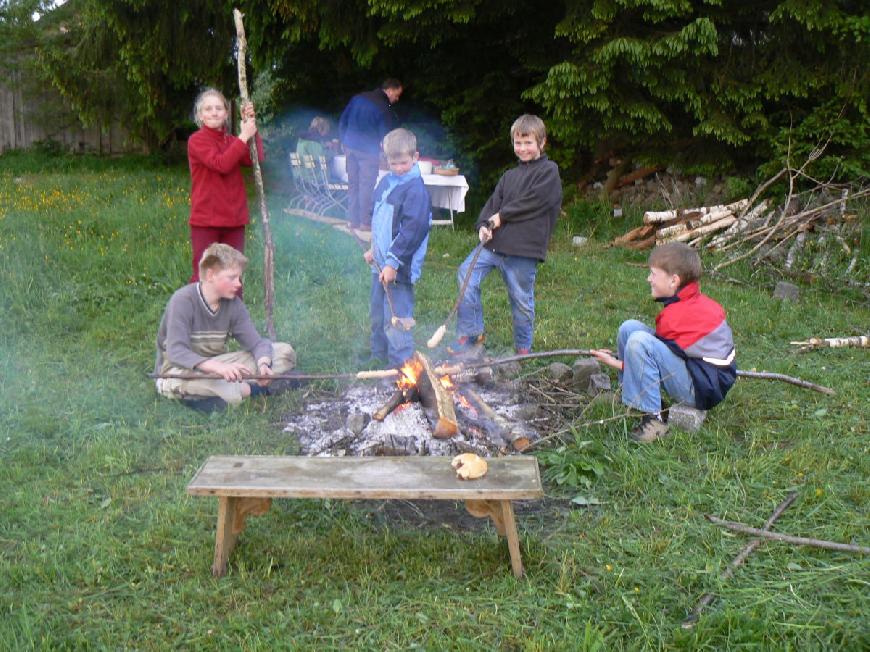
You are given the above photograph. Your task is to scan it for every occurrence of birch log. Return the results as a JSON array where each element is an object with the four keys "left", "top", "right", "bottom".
[
  {"left": 233, "top": 8, "right": 276, "bottom": 339},
  {"left": 659, "top": 216, "right": 737, "bottom": 243},
  {"left": 644, "top": 199, "right": 748, "bottom": 225},
  {"left": 790, "top": 336, "right": 870, "bottom": 350}
]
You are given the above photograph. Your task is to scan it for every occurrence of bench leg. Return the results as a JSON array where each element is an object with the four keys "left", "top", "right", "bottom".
[
  {"left": 464, "top": 499, "right": 525, "bottom": 577},
  {"left": 499, "top": 500, "right": 524, "bottom": 578},
  {"left": 212, "top": 496, "right": 272, "bottom": 577}
]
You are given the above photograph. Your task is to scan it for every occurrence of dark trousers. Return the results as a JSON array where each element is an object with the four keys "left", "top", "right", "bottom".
[
  {"left": 345, "top": 147, "right": 379, "bottom": 227},
  {"left": 189, "top": 225, "right": 246, "bottom": 288}
]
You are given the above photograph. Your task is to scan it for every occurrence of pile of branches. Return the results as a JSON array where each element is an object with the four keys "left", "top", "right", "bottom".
[{"left": 612, "top": 144, "right": 869, "bottom": 288}]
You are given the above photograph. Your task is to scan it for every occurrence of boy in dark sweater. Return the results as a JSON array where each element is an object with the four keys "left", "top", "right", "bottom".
[
  {"left": 591, "top": 243, "right": 737, "bottom": 442},
  {"left": 451, "top": 114, "right": 562, "bottom": 357},
  {"left": 154, "top": 243, "right": 296, "bottom": 412}
]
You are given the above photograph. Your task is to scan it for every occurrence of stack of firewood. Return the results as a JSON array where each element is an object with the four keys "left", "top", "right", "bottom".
[{"left": 613, "top": 199, "right": 750, "bottom": 250}]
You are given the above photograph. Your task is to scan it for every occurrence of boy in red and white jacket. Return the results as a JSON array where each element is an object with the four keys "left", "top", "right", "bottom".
[{"left": 592, "top": 242, "right": 736, "bottom": 442}]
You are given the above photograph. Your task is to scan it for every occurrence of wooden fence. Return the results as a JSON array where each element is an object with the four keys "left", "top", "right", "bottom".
[{"left": 0, "top": 69, "right": 140, "bottom": 155}]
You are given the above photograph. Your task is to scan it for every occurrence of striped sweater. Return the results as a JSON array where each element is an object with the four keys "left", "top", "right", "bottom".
[{"left": 154, "top": 283, "right": 272, "bottom": 373}]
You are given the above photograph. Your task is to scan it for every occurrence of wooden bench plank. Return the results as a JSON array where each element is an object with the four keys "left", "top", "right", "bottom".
[
  {"left": 188, "top": 455, "right": 543, "bottom": 578},
  {"left": 187, "top": 455, "right": 543, "bottom": 500}
]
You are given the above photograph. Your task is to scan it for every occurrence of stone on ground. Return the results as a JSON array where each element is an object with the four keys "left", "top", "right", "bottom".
[{"left": 667, "top": 405, "right": 707, "bottom": 433}]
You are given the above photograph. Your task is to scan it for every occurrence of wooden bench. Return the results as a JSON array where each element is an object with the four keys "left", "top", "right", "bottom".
[{"left": 187, "top": 455, "right": 544, "bottom": 578}]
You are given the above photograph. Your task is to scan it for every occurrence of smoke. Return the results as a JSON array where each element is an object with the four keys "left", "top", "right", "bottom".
[{"left": 254, "top": 104, "right": 478, "bottom": 370}]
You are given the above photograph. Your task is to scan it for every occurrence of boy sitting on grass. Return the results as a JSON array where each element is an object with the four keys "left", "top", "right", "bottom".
[
  {"left": 591, "top": 242, "right": 736, "bottom": 442},
  {"left": 154, "top": 243, "right": 296, "bottom": 412}
]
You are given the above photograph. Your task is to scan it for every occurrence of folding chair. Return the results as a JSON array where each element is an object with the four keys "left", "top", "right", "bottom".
[
  {"left": 317, "top": 156, "right": 349, "bottom": 215},
  {"left": 288, "top": 152, "right": 319, "bottom": 211}
]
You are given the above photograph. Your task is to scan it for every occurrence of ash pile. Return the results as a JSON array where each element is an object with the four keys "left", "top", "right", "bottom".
[{"left": 283, "top": 352, "right": 542, "bottom": 457}]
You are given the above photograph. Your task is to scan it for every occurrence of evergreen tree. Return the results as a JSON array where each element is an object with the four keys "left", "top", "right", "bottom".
[{"left": 527, "top": 0, "right": 869, "bottom": 177}]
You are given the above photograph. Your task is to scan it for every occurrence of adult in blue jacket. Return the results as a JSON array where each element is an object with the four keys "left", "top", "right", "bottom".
[{"left": 339, "top": 78, "right": 402, "bottom": 231}]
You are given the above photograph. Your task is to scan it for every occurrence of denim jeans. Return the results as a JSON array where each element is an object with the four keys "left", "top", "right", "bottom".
[
  {"left": 370, "top": 273, "right": 415, "bottom": 366},
  {"left": 456, "top": 247, "right": 538, "bottom": 351},
  {"left": 617, "top": 320, "right": 696, "bottom": 413}
]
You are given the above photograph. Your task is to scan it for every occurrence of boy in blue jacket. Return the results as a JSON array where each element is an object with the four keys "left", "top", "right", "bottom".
[
  {"left": 363, "top": 128, "right": 431, "bottom": 366},
  {"left": 592, "top": 242, "right": 737, "bottom": 442}
]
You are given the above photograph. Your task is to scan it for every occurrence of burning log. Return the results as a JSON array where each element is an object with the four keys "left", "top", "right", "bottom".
[
  {"left": 456, "top": 387, "right": 530, "bottom": 452},
  {"left": 373, "top": 390, "right": 410, "bottom": 422},
  {"left": 413, "top": 352, "right": 459, "bottom": 439}
]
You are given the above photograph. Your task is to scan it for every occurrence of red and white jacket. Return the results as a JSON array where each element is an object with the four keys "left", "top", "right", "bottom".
[{"left": 655, "top": 281, "right": 737, "bottom": 409}]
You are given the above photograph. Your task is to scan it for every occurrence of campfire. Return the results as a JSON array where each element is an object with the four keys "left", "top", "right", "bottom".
[{"left": 284, "top": 350, "right": 537, "bottom": 458}]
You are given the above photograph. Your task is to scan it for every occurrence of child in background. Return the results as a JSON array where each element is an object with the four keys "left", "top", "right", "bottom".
[
  {"left": 451, "top": 114, "right": 562, "bottom": 357},
  {"left": 363, "top": 128, "right": 431, "bottom": 366},
  {"left": 296, "top": 116, "right": 339, "bottom": 162},
  {"left": 591, "top": 242, "right": 737, "bottom": 442},
  {"left": 155, "top": 243, "right": 296, "bottom": 413},
  {"left": 186, "top": 87, "right": 263, "bottom": 283}
]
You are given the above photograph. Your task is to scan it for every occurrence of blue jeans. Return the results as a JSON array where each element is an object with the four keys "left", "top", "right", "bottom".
[
  {"left": 456, "top": 247, "right": 538, "bottom": 351},
  {"left": 370, "top": 273, "right": 415, "bottom": 366},
  {"left": 617, "top": 320, "right": 697, "bottom": 413}
]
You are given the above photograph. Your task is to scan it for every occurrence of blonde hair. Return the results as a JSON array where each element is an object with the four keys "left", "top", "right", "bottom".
[
  {"left": 309, "top": 116, "right": 331, "bottom": 137},
  {"left": 648, "top": 242, "right": 702, "bottom": 285},
  {"left": 193, "top": 88, "right": 230, "bottom": 129},
  {"left": 510, "top": 114, "right": 547, "bottom": 149},
  {"left": 199, "top": 243, "right": 248, "bottom": 277},
  {"left": 383, "top": 128, "right": 417, "bottom": 159}
]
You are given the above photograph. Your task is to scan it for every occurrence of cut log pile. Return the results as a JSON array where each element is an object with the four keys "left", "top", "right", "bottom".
[
  {"left": 613, "top": 199, "right": 750, "bottom": 250},
  {"left": 611, "top": 146, "right": 868, "bottom": 287}
]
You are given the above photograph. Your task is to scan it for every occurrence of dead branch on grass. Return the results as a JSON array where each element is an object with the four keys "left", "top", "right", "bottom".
[
  {"left": 705, "top": 515, "right": 870, "bottom": 555},
  {"left": 683, "top": 491, "right": 799, "bottom": 628}
]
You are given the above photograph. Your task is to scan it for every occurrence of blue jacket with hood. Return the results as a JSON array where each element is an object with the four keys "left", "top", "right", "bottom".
[{"left": 370, "top": 164, "right": 431, "bottom": 285}]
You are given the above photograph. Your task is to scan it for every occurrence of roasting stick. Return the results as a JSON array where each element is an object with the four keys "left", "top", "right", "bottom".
[
  {"left": 150, "top": 349, "right": 833, "bottom": 393},
  {"left": 427, "top": 241, "right": 486, "bottom": 348},
  {"left": 369, "top": 240, "right": 415, "bottom": 332}
]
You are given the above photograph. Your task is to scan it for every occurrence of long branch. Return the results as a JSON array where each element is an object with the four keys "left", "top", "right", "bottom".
[
  {"left": 682, "top": 492, "right": 798, "bottom": 628},
  {"left": 736, "top": 370, "right": 834, "bottom": 395},
  {"left": 705, "top": 515, "right": 870, "bottom": 554},
  {"left": 233, "top": 8, "right": 276, "bottom": 339}
]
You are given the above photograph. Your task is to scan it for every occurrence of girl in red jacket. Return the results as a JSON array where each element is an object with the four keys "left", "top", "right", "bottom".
[{"left": 186, "top": 87, "right": 264, "bottom": 283}]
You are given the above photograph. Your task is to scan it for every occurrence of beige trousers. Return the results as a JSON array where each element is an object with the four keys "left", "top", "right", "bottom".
[{"left": 156, "top": 342, "right": 296, "bottom": 405}]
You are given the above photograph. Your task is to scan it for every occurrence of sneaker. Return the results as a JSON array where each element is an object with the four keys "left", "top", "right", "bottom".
[
  {"left": 515, "top": 348, "right": 530, "bottom": 355},
  {"left": 182, "top": 396, "right": 227, "bottom": 414},
  {"left": 247, "top": 382, "right": 271, "bottom": 398},
  {"left": 447, "top": 334, "right": 486, "bottom": 360},
  {"left": 630, "top": 414, "right": 670, "bottom": 443}
]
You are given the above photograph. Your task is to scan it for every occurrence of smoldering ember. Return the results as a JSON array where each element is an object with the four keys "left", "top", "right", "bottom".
[{"left": 283, "top": 350, "right": 595, "bottom": 458}]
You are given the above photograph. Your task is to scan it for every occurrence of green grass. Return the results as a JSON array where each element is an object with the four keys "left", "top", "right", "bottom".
[{"left": 0, "top": 154, "right": 868, "bottom": 650}]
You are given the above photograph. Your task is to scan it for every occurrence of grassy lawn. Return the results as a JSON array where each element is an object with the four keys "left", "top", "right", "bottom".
[{"left": 0, "top": 153, "right": 867, "bottom": 650}]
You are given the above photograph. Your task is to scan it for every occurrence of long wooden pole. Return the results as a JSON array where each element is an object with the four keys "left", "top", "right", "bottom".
[{"left": 233, "top": 8, "right": 276, "bottom": 339}]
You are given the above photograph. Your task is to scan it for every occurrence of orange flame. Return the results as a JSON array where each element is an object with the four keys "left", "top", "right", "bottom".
[
  {"left": 439, "top": 374, "right": 454, "bottom": 391},
  {"left": 396, "top": 357, "right": 423, "bottom": 389},
  {"left": 455, "top": 391, "right": 477, "bottom": 416}
]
